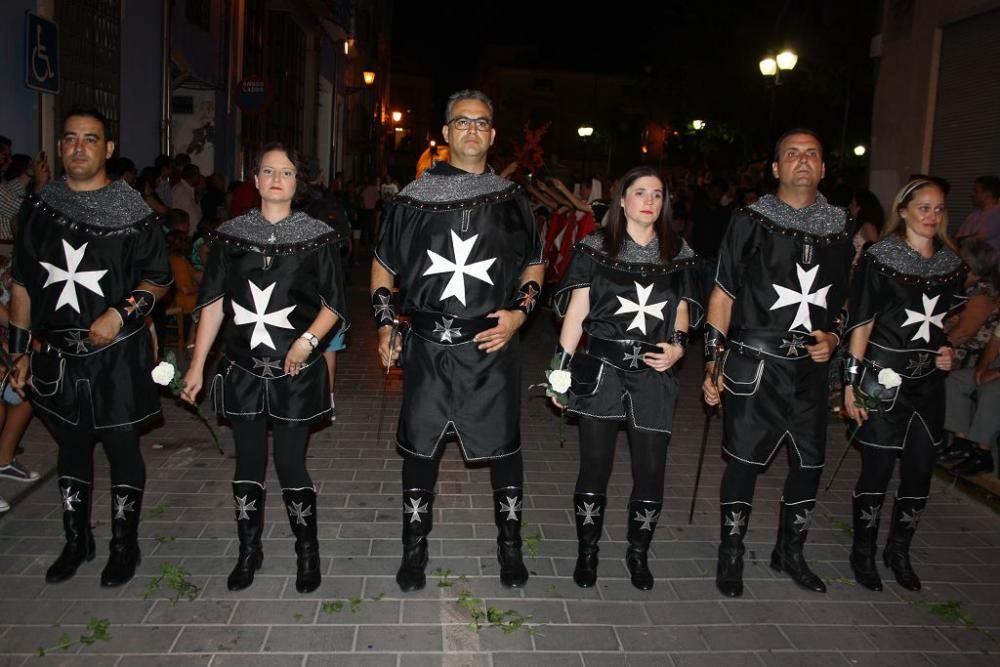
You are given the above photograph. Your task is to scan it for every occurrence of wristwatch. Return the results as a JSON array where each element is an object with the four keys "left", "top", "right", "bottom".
[{"left": 298, "top": 332, "right": 319, "bottom": 349}]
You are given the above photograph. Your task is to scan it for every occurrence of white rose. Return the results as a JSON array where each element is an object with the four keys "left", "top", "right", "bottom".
[
  {"left": 877, "top": 368, "right": 902, "bottom": 389},
  {"left": 548, "top": 369, "right": 572, "bottom": 394},
  {"left": 151, "top": 361, "right": 176, "bottom": 386}
]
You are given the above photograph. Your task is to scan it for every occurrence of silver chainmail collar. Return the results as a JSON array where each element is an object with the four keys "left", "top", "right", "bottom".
[
  {"left": 866, "top": 233, "right": 963, "bottom": 277},
  {"left": 580, "top": 231, "right": 696, "bottom": 266},
  {"left": 217, "top": 208, "right": 333, "bottom": 245},
  {"left": 749, "top": 193, "right": 846, "bottom": 236},
  {"left": 398, "top": 169, "right": 514, "bottom": 204},
  {"left": 38, "top": 179, "right": 152, "bottom": 228}
]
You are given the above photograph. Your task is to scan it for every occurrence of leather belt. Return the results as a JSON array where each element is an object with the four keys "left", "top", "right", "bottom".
[
  {"left": 729, "top": 328, "right": 817, "bottom": 361},
  {"left": 410, "top": 311, "right": 496, "bottom": 346},
  {"left": 587, "top": 336, "right": 661, "bottom": 371}
]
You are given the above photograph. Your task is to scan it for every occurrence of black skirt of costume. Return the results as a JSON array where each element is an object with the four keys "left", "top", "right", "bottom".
[
  {"left": 397, "top": 332, "right": 521, "bottom": 461},
  {"left": 713, "top": 194, "right": 855, "bottom": 467},
  {"left": 376, "top": 162, "right": 543, "bottom": 460},
  {"left": 554, "top": 233, "right": 703, "bottom": 434},
  {"left": 720, "top": 339, "right": 830, "bottom": 467},
  {"left": 12, "top": 182, "right": 173, "bottom": 431},
  {"left": 30, "top": 324, "right": 160, "bottom": 430},
  {"left": 847, "top": 235, "right": 966, "bottom": 450},
  {"left": 194, "top": 209, "right": 349, "bottom": 427}
]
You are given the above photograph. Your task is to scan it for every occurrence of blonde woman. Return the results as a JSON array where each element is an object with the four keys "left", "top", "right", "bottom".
[{"left": 842, "top": 179, "right": 966, "bottom": 592}]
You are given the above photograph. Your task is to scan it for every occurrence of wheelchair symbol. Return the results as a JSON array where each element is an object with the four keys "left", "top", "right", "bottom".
[{"left": 31, "top": 24, "right": 55, "bottom": 83}]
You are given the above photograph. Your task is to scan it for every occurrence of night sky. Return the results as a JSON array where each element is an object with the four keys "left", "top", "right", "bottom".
[{"left": 392, "top": 0, "right": 880, "bottom": 162}]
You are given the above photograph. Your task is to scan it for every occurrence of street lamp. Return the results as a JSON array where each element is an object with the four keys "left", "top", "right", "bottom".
[
  {"left": 691, "top": 119, "right": 706, "bottom": 131},
  {"left": 760, "top": 48, "right": 797, "bottom": 136},
  {"left": 853, "top": 144, "right": 867, "bottom": 156},
  {"left": 391, "top": 110, "right": 403, "bottom": 124},
  {"left": 362, "top": 70, "right": 376, "bottom": 86},
  {"left": 578, "top": 126, "right": 594, "bottom": 174}
]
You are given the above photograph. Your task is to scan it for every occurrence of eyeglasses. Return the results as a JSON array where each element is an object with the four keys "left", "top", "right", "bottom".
[{"left": 448, "top": 117, "right": 492, "bottom": 132}]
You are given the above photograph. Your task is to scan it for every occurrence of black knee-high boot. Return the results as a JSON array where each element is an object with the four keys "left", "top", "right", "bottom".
[
  {"left": 883, "top": 496, "right": 926, "bottom": 591},
  {"left": 493, "top": 486, "right": 528, "bottom": 588},
  {"left": 625, "top": 499, "right": 662, "bottom": 591},
  {"left": 716, "top": 502, "right": 751, "bottom": 597},
  {"left": 396, "top": 488, "right": 434, "bottom": 592},
  {"left": 228, "top": 480, "right": 266, "bottom": 591},
  {"left": 46, "top": 476, "right": 96, "bottom": 583},
  {"left": 283, "top": 487, "right": 321, "bottom": 594},
  {"left": 770, "top": 498, "right": 826, "bottom": 593},
  {"left": 572, "top": 492, "right": 606, "bottom": 588},
  {"left": 100, "top": 484, "right": 143, "bottom": 587},
  {"left": 850, "top": 493, "right": 884, "bottom": 591}
]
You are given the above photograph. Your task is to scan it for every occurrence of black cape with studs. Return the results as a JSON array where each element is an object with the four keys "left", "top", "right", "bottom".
[{"left": 195, "top": 209, "right": 349, "bottom": 425}]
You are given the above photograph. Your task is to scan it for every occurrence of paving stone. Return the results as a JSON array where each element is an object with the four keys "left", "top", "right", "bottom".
[
  {"left": 117, "top": 657, "right": 213, "bottom": 667},
  {"left": 212, "top": 656, "right": 305, "bottom": 667},
  {"left": 699, "top": 624, "right": 790, "bottom": 650},
  {"left": 671, "top": 654, "right": 763, "bottom": 667},
  {"left": 493, "top": 654, "right": 583, "bottom": 667},
  {"left": 614, "top": 626, "right": 706, "bottom": 652},
  {"left": 305, "top": 655, "right": 397, "bottom": 667},
  {"left": 840, "top": 652, "right": 935, "bottom": 667},
  {"left": 172, "top": 625, "right": 267, "bottom": 652},
  {"left": 782, "top": 625, "right": 878, "bottom": 651},
  {"left": 859, "top": 626, "right": 954, "bottom": 651},
  {"left": 355, "top": 625, "right": 443, "bottom": 651},
  {"left": 399, "top": 653, "right": 490, "bottom": 667},
  {"left": 262, "top": 626, "right": 356, "bottom": 652}
]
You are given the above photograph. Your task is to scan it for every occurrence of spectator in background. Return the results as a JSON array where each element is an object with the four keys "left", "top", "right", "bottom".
[
  {"left": 163, "top": 208, "right": 191, "bottom": 236},
  {"left": 153, "top": 154, "right": 174, "bottom": 206},
  {"left": 229, "top": 178, "right": 260, "bottom": 218},
  {"left": 849, "top": 189, "right": 886, "bottom": 263},
  {"left": 201, "top": 172, "right": 227, "bottom": 222},
  {"left": 0, "top": 254, "right": 39, "bottom": 512},
  {"left": 957, "top": 175, "right": 1000, "bottom": 251},
  {"left": 135, "top": 167, "right": 169, "bottom": 215},
  {"left": 691, "top": 178, "right": 732, "bottom": 294},
  {"left": 0, "top": 152, "right": 50, "bottom": 241},
  {"left": 360, "top": 179, "right": 379, "bottom": 246},
  {"left": 945, "top": 322, "right": 1000, "bottom": 477},
  {"left": 0, "top": 137, "right": 11, "bottom": 176},
  {"left": 108, "top": 157, "right": 137, "bottom": 186},
  {"left": 166, "top": 230, "right": 199, "bottom": 315},
  {"left": 171, "top": 163, "right": 202, "bottom": 233}
]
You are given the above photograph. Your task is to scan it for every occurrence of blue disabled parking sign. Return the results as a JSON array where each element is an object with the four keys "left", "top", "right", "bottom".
[{"left": 25, "top": 12, "right": 59, "bottom": 94}]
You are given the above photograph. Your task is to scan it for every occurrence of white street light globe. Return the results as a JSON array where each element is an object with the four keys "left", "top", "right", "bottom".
[
  {"left": 853, "top": 144, "right": 867, "bottom": 156},
  {"left": 776, "top": 50, "right": 798, "bottom": 71},
  {"left": 578, "top": 126, "right": 594, "bottom": 138},
  {"left": 759, "top": 57, "right": 777, "bottom": 77},
  {"left": 692, "top": 119, "right": 706, "bottom": 131}
]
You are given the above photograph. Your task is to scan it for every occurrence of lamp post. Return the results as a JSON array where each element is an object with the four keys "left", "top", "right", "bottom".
[
  {"left": 346, "top": 70, "right": 377, "bottom": 181},
  {"left": 578, "top": 125, "right": 594, "bottom": 175},
  {"left": 759, "top": 49, "right": 797, "bottom": 137}
]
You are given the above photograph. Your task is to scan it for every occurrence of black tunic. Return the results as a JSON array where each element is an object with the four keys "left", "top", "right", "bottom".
[
  {"left": 376, "top": 162, "right": 542, "bottom": 461},
  {"left": 195, "top": 209, "right": 348, "bottom": 425},
  {"left": 715, "top": 194, "right": 854, "bottom": 467},
  {"left": 846, "top": 235, "right": 966, "bottom": 449},
  {"left": 554, "top": 233, "right": 703, "bottom": 432},
  {"left": 12, "top": 180, "right": 172, "bottom": 430}
]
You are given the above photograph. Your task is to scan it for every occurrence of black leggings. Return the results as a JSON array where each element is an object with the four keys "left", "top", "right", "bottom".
[
  {"left": 231, "top": 419, "right": 313, "bottom": 489},
  {"left": 52, "top": 422, "right": 146, "bottom": 489},
  {"left": 575, "top": 417, "right": 669, "bottom": 502},
  {"left": 402, "top": 450, "right": 524, "bottom": 492},
  {"left": 720, "top": 450, "right": 823, "bottom": 507},
  {"left": 855, "top": 422, "right": 935, "bottom": 499}
]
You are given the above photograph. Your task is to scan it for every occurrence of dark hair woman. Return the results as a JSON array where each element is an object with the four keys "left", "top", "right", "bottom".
[
  {"left": 551, "top": 166, "right": 703, "bottom": 591},
  {"left": 181, "top": 142, "right": 349, "bottom": 594},
  {"left": 842, "top": 179, "right": 966, "bottom": 593}
]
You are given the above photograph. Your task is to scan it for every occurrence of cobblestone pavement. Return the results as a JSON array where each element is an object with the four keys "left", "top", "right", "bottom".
[{"left": 0, "top": 276, "right": 998, "bottom": 667}]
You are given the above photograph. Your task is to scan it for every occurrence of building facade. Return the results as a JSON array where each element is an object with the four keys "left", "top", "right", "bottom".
[{"left": 870, "top": 0, "right": 1000, "bottom": 228}]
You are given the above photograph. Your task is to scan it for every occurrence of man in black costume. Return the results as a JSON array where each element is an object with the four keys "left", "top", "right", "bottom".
[
  {"left": 371, "top": 90, "right": 544, "bottom": 592},
  {"left": 703, "top": 129, "right": 853, "bottom": 597},
  {"left": 10, "top": 106, "right": 172, "bottom": 587}
]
